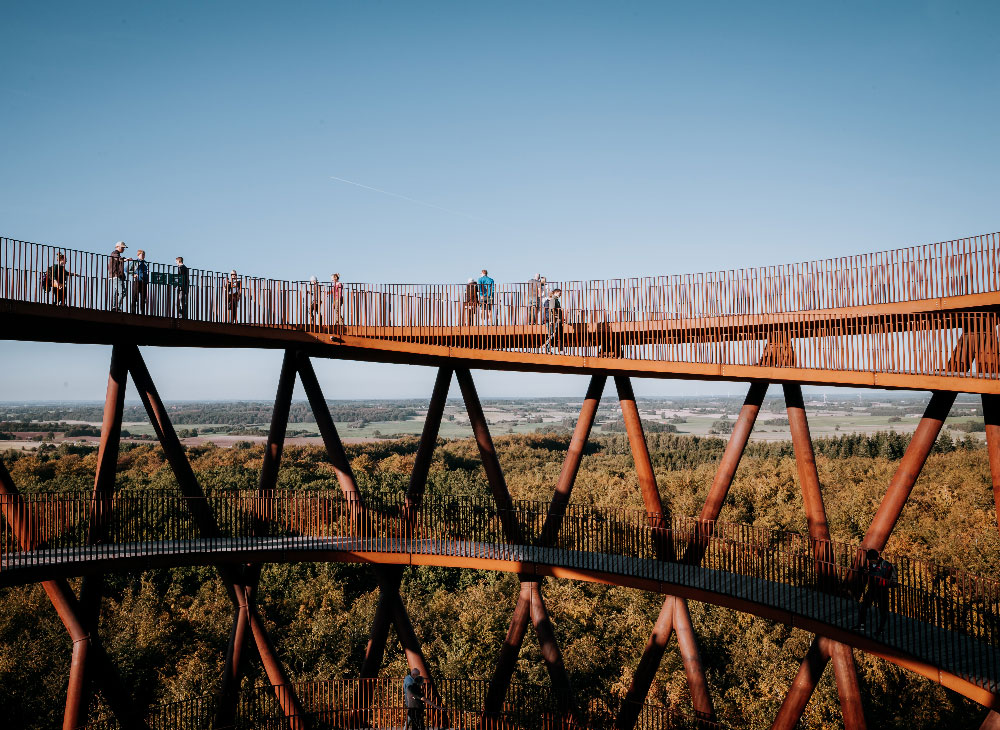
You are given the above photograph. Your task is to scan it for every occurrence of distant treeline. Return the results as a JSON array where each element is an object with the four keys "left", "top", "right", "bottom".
[{"left": 0, "top": 403, "right": 419, "bottom": 426}]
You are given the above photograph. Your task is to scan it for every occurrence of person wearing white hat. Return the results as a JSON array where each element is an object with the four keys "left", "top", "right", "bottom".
[
  {"left": 527, "top": 272, "right": 542, "bottom": 324},
  {"left": 464, "top": 277, "right": 479, "bottom": 324},
  {"left": 308, "top": 275, "right": 321, "bottom": 326},
  {"left": 108, "top": 240, "right": 130, "bottom": 311}
]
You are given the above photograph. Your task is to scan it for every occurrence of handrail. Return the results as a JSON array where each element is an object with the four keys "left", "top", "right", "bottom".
[
  {"left": 82, "top": 678, "right": 727, "bottom": 729},
  {"left": 3, "top": 235, "right": 1000, "bottom": 386},
  {"left": 2, "top": 491, "right": 997, "bottom": 694}
]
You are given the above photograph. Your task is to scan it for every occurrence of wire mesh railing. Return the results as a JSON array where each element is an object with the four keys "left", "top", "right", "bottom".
[
  {"left": 1, "top": 491, "right": 997, "bottom": 692},
  {"left": 81, "top": 677, "right": 727, "bottom": 730},
  {"left": 2, "top": 235, "right": 1000, "bottom": 382}
]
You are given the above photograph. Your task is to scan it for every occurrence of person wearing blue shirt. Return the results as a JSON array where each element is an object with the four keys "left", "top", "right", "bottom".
[
  {"left": 477, "top": 269, "right": 495, "bottom": 323},
  {"left": 131, "top": 248, "right": 150, "bottom": 314}
]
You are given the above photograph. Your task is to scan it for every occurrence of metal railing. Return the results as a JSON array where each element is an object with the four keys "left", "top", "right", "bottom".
[
  {"left": 2, "top": 491, "right": 997, "bottom": 693},
  {"left": 3, "top": 235, "right": 1000, "bottom": 382},
  {"left": 82, "top": 678, "right": 725, "bottom": 730}
]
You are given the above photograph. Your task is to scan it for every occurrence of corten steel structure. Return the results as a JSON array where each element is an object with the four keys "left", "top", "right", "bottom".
[{"left": 0, "top": 233, "right": 999, "bottom": 730}]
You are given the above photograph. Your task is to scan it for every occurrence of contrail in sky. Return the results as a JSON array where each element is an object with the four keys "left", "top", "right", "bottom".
[{"left": 329, "top": 175, "right": 492, "bottom": 223}]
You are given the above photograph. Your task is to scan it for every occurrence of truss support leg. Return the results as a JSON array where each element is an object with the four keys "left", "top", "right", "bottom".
[
  {"left": 616, "top": 376, "right": 715, "bottom": 722},
  {"left": 484, "top": 579, "right": 534, "bottom": 715},
  {"left": 456, "top": 368, "right": 519, "bottom": 538},
  {"left": 76, "top": 344, "right": 129, "bottom": 722},
  {"left": 783, "top": 384, "right": 831, "bottom": 545},
  {"left": 983, "top": 394, "right": 1000, "bottom": 534},
  {"left": 980, "top": 711, "right": 1000, "bottom": 730},
  {"left": 673, "top": 598, "right": 714, "bottom": 720},
  {"left": 218, "top": 583, "right": 253, "bottom": 729},
  {"left": 528, "top": 579, "right": 575, "bottom": 716},
  {"left": 129, "top": 346, "right": 305, "bottom": 727},
  {"left": 862, "top": 391, "right": 956, "bottom": 550},
  {"left": 539, "top": 374, "right": 606, "bottom": 545},
  {"left": 829, "top": 642, "right": 865, "bottom": 730},
  {"left": 300, "top": 355, "right": 439, "bottom": 711},
  {"left": 771, "top": 637, "right": 832, "bottom": 730},
  {"left": 615, "top": 596, "right": 676, "bottom": 730},
  {"left": 363, "top": 368, "right": 452, "bottom": 677},
  {"left": 260, "top": 350, "right": 298, "bottom": 492},
  {"left": 458, "top": 367, "right": 577, "bottom": 719},
  {"left": 701, "top": 382, "right": 768, "bottom": 522},
  {"left": 685, "top": 381, "right": 768, "bottom": 566}
]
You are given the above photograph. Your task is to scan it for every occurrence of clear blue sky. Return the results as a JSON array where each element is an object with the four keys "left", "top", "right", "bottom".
[{"left": 2, "top": 1, "right": 998, "bottom": 401}]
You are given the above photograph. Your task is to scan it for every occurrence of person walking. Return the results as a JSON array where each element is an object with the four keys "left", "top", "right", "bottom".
[
  {"left": 108, "top": 241, "right": 130, "bottom": 311},
  {"left": 329, "top": 273, "right": 344, "bottom": 327},
  {"left": 45, "top": 252, "right": 78, "bottom": 306},
  {"left": 477, "top": 269, "right": 495, "bottom": 323},
  {"left": 225, "top": 270, "right": 242, "bottom": 323},
  {"left": 175, "top": 256, "right": 189, "bottom": 319},
  {"left": 543, "top": 287, "right": 564, "bottom": 353},
  {"left": 854, "top": 548, "right": 897, "bottom": 634},
  {"left": 131, "top": 249, "right": 149, "bottom": 314},
  {"left": 404, "top": 669, "right": 426, "bottom": 730}
]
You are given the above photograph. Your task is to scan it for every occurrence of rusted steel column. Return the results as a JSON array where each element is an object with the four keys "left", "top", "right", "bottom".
[
  {"left": 88, "top": 344, "right": 128, "bottom": 542},
  {"left": 783, "top": 384, "right": 831, "bottom": 545},
  {"left": 770, "top": 636, "right": 832, "bottom": 730},
  {"left": 300, "top": 354, "right": 440, "bottom": 708},
  {"left": 981, "top": 711, "right": 1000, "bottom": 730},
  {"left": 296, "top": 354, "right": 362, "bottom": 502},
  {"left": 360, "top": 572, "right": 401, "bottom": 678},
  {"left": 486, "top": 377, "right": 603, "bottom": 714},
  {"left": 528, "top": 580, "right": 577, "bottom": 720},
  {"left": 701, "top": 382, "right": 768, "bottom": 522},
  {"left": 862, "top": 391, "right": 956, "bottom": 551},
  {"left": 217, "top": 594, "right": 251, "bottom": 729},
  {"left": 539, "top": 374, "right": 606, "bottom": 546},
  {"left": 128, "top": 347, "right": 304, "bottom": 727},
  {"left": 982, "top": 394, "right": 1000, "bottom": 534},
  {"left": 455, "top": 368, "right": 520, "bottom": 541},
  {"left": 615, "top": 376, "right": 673, "bottom": 561},
  {"left": 484, "top": 579, "right": 533, "bottom": 714},
  {"left": 246, "top": 592, "right": 306, "bottom": 729},
  {"left": 615, "top": 596, "right": 676, "bottom": 730},
  {"left": 829, "top": 642, "right": 866, "bottom": 730},
  {"left": 43, "top": 580, "right": 92, "bottom": 730},
  {"left": 363, "top": 368, "right": 451, "bottom": 677},
  {"left": 260, "top": 350, "right": 299, "bottom": 492},
  {"left": 77, "top": 345, "right": 129, "bottom": 722},
  {"left": 128, "top": 346, "right": 220, "bottom": 536},
  {"left": 407, "top": 367, "right": 453, "bottom": 508},
  {"left": 673, "top": 599, "right": 714, "bottom": 720}
]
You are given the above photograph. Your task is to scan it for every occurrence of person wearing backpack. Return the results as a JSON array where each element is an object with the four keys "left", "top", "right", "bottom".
[
  {"left": 403, "top": 669, "right": 426, "bottom": 730},
  {"left": 854, "top": 548, "right": 897, "bottom": 634}
]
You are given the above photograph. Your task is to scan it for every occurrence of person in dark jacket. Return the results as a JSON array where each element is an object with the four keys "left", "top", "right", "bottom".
[
  {"left": 543, "top": 287, "right": 564, "bottom": 353},
  {"left": 226, "top": 270, "right": 242, "bottom": 323},
  {"left": 131, "top": 249, "right": 149, "bottom": 314},
  {"left": 404, "top": 671, "right": 426, "bottom": 730},
  {"left": 854, "top": 548, "right": 897, "bottom": 634},
  {"left": 175, "top": 256, "right": 189, "bottom": 319},
  {"left": 46, "top": 252, "right": 78, "bottom": 305}
]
